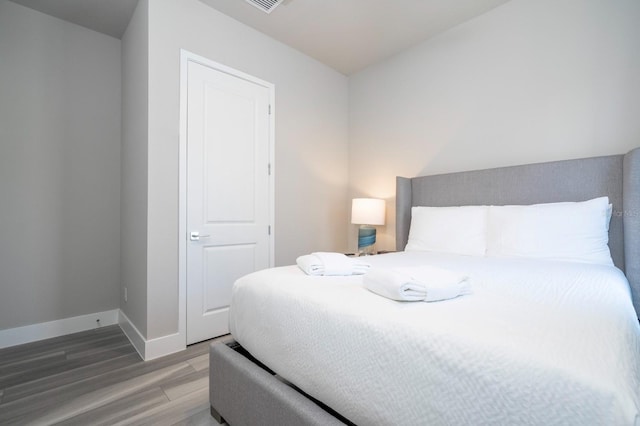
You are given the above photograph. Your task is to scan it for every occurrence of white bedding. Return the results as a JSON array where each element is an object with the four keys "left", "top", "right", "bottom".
[{"left": 229, "top": 252, "right": 640, "bottom": 426}]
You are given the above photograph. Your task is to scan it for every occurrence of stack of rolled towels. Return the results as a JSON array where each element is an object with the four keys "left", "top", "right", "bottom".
[
  {"left": 296, "top": 252, "right": 470, "bottom": 302},
  {"left": 296, "top": 252, "right": 370, "bottom": 276},
  {"left": 363, "top": 266, "right": 472, "bottom": 302}
]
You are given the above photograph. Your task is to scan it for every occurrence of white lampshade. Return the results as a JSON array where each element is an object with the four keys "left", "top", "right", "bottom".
[{"left": 351, "top": 198, "right": 386, "bottom": 226}]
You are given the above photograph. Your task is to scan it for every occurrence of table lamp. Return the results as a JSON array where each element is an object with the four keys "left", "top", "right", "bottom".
[{"left": 351, "top": 198, "right": 386, "bottom": 255}]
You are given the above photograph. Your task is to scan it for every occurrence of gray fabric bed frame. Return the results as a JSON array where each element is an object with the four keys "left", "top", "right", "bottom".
[
  {"left": 210, "top": 148, "right": 640, "bottom": 425},
  {"left": 209, "top": 342, "right": 351, "bottom": 426}
]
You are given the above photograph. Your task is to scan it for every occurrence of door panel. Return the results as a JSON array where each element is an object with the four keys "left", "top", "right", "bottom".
[
  {"left": 186, "top": 60, "right": 271, "bottom": 345},
  {"left": 204, "top": 84, "right": 256, "bottom": 223},
  {"left": 202, "top": 244, "right": 256, "bottom": 312}
]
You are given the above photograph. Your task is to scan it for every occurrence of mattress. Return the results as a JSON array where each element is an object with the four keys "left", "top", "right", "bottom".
[{"left": 229, "top": 252, "right": 640, "bottom": 426}]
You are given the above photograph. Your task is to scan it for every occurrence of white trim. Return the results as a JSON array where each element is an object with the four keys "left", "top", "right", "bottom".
[
  {"left": 145, "top": 331, "right": 185, "bottom": 360},
  {"left": 0, "top": 309, "right": 119, "bottom": 349},
  {"left": 178, "top": 49, "right": 276, "bottom": 345},
  {"left": 118, "top": 310, "right": 184, "bottom": 361},
  {"left": 178, "top": 49, "right": 189, "bottom": 355},
  {"left": 268, "top": 78, "right": 276, "bottom": 267},
  {"left": 118, "top": 309, "right": 146, "bottom": 359}
]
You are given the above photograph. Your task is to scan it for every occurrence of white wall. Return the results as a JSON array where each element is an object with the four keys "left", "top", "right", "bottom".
[
  {"left": 348, "top": 0, "right": 640, "bottom": 251},
  {"left": 141, "top": 0, "right": 349, "bottom": 339},
  {"left": 0, "top": 1, "right": 122, "bottom": 330},
  {"left": 120, "top": 0, "right": 149, "bottom": 337}
]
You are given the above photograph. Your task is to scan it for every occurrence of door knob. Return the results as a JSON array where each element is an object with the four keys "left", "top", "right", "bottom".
[{"left": 190, "top": 231, "right": 210, "bottom": 241}]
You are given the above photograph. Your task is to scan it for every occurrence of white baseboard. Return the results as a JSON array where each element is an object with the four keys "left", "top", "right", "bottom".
[
  {"left": 0, "top": 309, "right": 120, "bottom": 349},
  {"left": 0, "top": 309, "right": 186, "bottom": 360},
  {"left": 145, "top": 330, "right": 185, "bottom": 361},
  {"left": 118, "top": 310, "right": 186, "bottom": 361},
  {"left": 118, "top": 310, "right": 146, "bottom": 359}
]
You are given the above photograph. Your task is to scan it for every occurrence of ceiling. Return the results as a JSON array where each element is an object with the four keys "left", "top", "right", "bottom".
[
  {"left": 8, "top": 0, "right": 511, "bottom": 75},
  {"left": 199, "top": 0, "right": 511, "bottom": 75},
  {"left": 9, "top": 0, "right": 139, "bottom": 39}
]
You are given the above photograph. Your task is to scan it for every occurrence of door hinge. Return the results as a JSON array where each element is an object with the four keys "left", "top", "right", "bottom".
[
  {"left": 268, "top": 104, "right": 272, "bottom": 115},
  {"left": 268, "top": 225, "right": 271, "bottom": 235},
  {"left": 268, "top": 163, "right": 271, "bottom": 175}
]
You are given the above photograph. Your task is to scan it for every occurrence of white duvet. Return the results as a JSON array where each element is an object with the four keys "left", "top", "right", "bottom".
[{"left": 229, "top": 252, "right": 640, "bottom": 426}]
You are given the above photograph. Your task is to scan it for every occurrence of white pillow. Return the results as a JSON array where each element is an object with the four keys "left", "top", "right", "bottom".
[
  {"left": 405, "top": 205, "right": 488, "bottom": 256},
  {"left": 486, "top": 197, "right": 613, "bottom": 265}
]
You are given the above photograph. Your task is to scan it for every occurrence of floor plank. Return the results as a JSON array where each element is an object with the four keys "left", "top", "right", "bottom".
[
  {"left": 28, "top": 363, "right": 194, "bottom": 425},
  {"left": 170, "top": 405, "right": 218, "bottom": 426},
  {"left": 2, "top": 352, "right": 142, "bottom": 404},
  {"left": 0, "top": 326, "right": 121, "bottom": 365},
  {"left": 0, "top": 325, "right": 225, "bottom": 425},
  {"left": 3, "top": 353, "right": 142, "bottom": 403},
  {"left": 186, "top": 354, "right": 209, "bottom": 372},
  {"left": 0, "top": 341, "right": 136, "bottom": 389},
  {"left": 162, "top": 369, "right": 209, "bottom": 401},
  {"left": 117, "top": 387, "right": 212, "bottom": 426},
  {"left": 56, "top": 387, "right": 169, "bottom": 426}
]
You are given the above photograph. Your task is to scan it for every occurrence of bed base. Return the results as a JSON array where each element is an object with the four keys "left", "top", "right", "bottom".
[{"left": 209, "top": 341, "right": 353, "bottom": 426}]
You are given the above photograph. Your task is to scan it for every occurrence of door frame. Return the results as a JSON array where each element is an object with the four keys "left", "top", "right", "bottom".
[{"left": 178, "top": 49, "right": 275, "bottom": 347}]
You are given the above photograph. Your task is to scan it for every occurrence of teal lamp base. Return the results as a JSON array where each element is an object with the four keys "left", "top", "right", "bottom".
[{"left": 357, "top": 225, "right": 376, "bottom": 256}]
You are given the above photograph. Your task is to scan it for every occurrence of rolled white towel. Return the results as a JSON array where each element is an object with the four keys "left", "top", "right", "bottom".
[
  {"left": 364, "top": 266, "right": 471, "bottom": 302},
  {"left": 296, "top": 252, "right": 371, "bottom": 276}
]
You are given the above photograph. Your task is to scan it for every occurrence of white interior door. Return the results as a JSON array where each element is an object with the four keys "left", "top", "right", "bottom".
[{"left": 186, "top": 60, "right": 272, "bottom": 345}]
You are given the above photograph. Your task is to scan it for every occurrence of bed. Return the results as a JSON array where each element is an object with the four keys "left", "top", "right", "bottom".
[{"left": 209, "top": 148, "right": 640, "bottom": 426}]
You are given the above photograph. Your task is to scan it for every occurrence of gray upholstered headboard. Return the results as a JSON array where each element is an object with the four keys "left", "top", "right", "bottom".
[{"left": 396, "top": 148, "right": 640, "bottom": 316}]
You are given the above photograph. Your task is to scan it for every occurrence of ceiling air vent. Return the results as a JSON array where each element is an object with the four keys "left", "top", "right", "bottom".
[{"left": 244, "top": 0, "right": 284, "bottom": 14}]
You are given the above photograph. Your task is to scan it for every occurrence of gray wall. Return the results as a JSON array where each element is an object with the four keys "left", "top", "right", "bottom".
[
  {"left": 0, "top": 1, "right": 122, "bottom": 330},
  {"left": 138, "top": 0, "right": 350, "bottom": 339},
  {"left": 348, "top": 0, "right": 640, "bottom": 251},
  {"left": 120, "top": 0, "right": 149, "bottom": 337}
]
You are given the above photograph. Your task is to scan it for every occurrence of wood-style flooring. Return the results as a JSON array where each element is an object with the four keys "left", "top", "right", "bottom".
[{"left": 0, "top": 325, "right": 229, "bottom": 425}]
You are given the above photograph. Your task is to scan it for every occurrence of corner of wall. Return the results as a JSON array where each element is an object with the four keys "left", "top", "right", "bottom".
[
  {"left": 118, "top": 310, "right": 185, "bottom": 361},
  {"left": 120, "top": 0, "right": 150, "bottom": 338}
]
